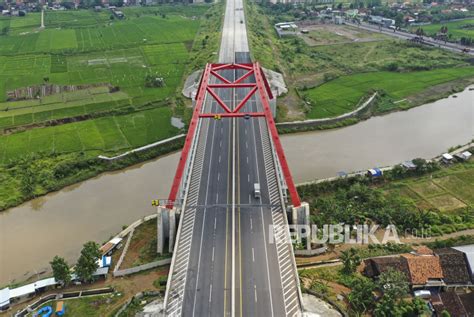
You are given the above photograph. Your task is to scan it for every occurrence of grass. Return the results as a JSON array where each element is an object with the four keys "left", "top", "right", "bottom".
[
  {"left": 0, "top": 4, "right": 224, "bottom": 212},
  {"left": 0, "top": 106, "right": 178, "bottom": 163},
  {"left": 246, "top": 1, "right": 474, "bottom": 122},
  {"left": 120, "top": 218, "right": 171, "bottom": 269},
  {"left": 302, "top": 67, "right": 474, "bottom": 119},
  {"left": 383, "top": 161, "right": 474, "bottom": 213},
  {"left": 34, "top": 295, "right": 122, "bottom": 317},
  {"left": 410, "top": 19, "right": 474, "bottom": 41}
]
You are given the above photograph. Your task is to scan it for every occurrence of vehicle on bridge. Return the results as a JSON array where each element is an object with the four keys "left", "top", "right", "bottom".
[{"left": 254, "top": 183, "right": 261, "bottom": 199}]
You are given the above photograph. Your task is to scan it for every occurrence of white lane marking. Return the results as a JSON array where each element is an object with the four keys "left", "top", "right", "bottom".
[
  {"left": 221, "top": 127, "right": 223, "bottom": 134},
  {"left": 247, "top": 174, "right": 250, "bottom": 182},
  {"left": 250, "top": 218, "right": 253, "bottom": 231},
  {"left": 245, "top": 129, "right": 247, "bottom": 135},
  {"left": 246, "top": 156, "right": 249, "bottom": 164},
  {"left": 219, "top": 155, "right": 221, "bottom": 163},
  {"left": 248, "top": 194, "right": 251, "bottom": 204},
  {"left": 250, "top": 107, "right": 275, "bottom": 316},
  {"left": 212, "top": 247, "right": 215, "bottom": 262},
  {"left": 254, "top": 285, "right": 258, "bottom": 303},
  {"left": 252, "top": 247, "right": 255, "bottom": 262},
  {"left": 220, "top": 141, "right": 222, "bottom": 148},
  {"left": 245, "top": 141, "right": 248, "bottom": 148},
  {"left": 218, "top": 172, "right": 220, "bottom": 182},
  {"left": 214, "top": 217, "right": 217, "bottom": 230},
  {"left": 216, "top": 192, "right": 219, "bottom": 203},
  {"left": 192, "top": 105, "right": 218, "bottom": 315},
  {"left": 209, "top": 284, "right": 213, "bottom": 303}
]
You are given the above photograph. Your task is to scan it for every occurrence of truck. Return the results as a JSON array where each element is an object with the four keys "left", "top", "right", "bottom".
[{"left": 254, "top": 183, "right": 261, "bottom": 199}]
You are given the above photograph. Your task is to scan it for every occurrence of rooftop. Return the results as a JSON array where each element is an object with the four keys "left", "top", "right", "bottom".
[
  {"left": 435, "top": 248, "right": 471, "bottom": 285},
  {"left": 401, "top": 252, "right": 444, "bottom": 285}
]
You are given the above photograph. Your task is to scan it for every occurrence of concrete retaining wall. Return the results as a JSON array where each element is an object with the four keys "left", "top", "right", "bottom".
[
  {"left": 113, "top": 258, "right": 172, "bottom": 277},
  {"left": 277, "top": 92, "right": 377, "bottom": 130},
  {"left": 98, "top": 134, "right": 185, "bottom": 161}
]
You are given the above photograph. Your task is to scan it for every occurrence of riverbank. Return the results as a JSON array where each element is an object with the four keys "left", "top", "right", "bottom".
[
  {"left": 298, "top": 148, "right": 474, "bottom": 237},
  {"left": 1, "top": 86, "right": 472, "bottom": 286},
  {"left": 246, "top": 1, "right": 474, "bottom": 125}
]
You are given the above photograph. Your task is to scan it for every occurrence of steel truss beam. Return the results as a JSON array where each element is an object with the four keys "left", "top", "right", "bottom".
[{"left": 167, "top": 62, "right": 301, "bottom": 208}]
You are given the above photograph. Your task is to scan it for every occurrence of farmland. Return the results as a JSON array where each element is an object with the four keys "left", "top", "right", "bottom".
[
  {"left": 298, "top": 159, "right": 474, "bottom": 237},
  {"left": 302, "top": 67, "right": 474, "bottom": 119},
  {"left": 0, "top": 3, "right": 223, "bottom": 211},
  {"left": 410, "top": 19, "right": 474, "bottom": 41},
  {"left": 246, "top": 1, "right": 474, "bottom": 122}
]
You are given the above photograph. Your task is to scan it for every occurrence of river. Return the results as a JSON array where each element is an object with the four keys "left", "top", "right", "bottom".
[{"left": 0, "top": 87, "right": 472, "bottom": 286}]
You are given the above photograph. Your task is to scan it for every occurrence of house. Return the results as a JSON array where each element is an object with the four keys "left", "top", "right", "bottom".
[
  {"left": 442, "top": 153, "right": 454, "bottom": 164},
  {"left": 432, "top": 291, "right": 469, "bottom": 317},
  {"left": 0, "top": 277, "right": 58, "bottom": 310},
  {"left": 0, "top": 288, "right": 10, "bottom": 312},
  {"left": 453, "top": 245, "right": 474, "bottom": 283},
  {"left": 367, "top": 168, "right": 383, "bottom": 178},
  {"left": 97, "top": 255, "right": 112, "bottom": 268},
  {"left": 402, "top": 160, "right": 416, "bottom": 170},
  {"left": 100, "top": 237, "right": 122, "bottom": 256},
  {"left": 364, "top": 256, "right": 410, "bottom": 280},
  {"left": 435, "top": 248, "right": 472, "bottom": 285},
  {"left": 401, "top": 247, "right": 444, "bottom": 288},
  {"left": 456, "top": 151, "right": 472, "bottom": 161}
]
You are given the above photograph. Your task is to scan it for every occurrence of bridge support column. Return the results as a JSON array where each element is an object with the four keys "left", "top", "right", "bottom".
[
  {"left": 157, "top": 206, "right": 178, "bottom": 255},
  {"left": 169, "top": 207, "right": 177, "bottom": 253},
  {"left": 291, "top": 202, "right": 311, "bottom": 250},
  {"left": 157, "top": 207, "right": 166, "bottom": 254}
]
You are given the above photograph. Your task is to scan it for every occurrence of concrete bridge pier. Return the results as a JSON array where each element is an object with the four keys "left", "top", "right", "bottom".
[
  {"left": 291, "top": 202, "right": 311, "bottom": 250},
  {"left": 157, "top": 206, "right": 178, "bottom": 254}
]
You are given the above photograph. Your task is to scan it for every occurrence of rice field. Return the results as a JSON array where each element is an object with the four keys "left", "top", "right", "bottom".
[
  {"left": 0, "top": 5, "right": 212, "bottom": 162},
  {"left": 0, "top": 106, "right": 179, "bottom": 163},
  {"left": 384, "top": 161, "right": 474, "bottom": 213},
  {"left": 302, "top": 67, "right": 474, "bottom": 119}
]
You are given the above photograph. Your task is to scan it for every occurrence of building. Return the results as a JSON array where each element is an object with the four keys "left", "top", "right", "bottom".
[
  {"left": 453, "top": 245, "right": 474, "bottom": 283},
  {"left": 401, "top": 247, "right": 444, "bottom": 288},
  {"left": 0, "top": 278, "right": 58, "bottom": 312},
  {"left": 431, "top": 291, "right": 470, "bottom": 316},
  {"left": 435, "top": 248, "right": 472, "bottom": 285},
  {"left": 364, "top": 256, "right": 410, "bottom": 280}
]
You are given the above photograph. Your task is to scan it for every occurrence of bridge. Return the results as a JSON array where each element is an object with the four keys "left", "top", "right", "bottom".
[{"left": 159, "top": 0, "right": 308, "bottom": 315}]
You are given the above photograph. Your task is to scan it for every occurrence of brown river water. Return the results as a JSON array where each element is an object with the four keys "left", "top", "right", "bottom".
[{"left": 0, "top": 87, "right": 473, "bottom": 286}]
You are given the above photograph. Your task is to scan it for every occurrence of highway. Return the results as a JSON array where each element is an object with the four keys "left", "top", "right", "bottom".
[
  {"left": 346, "top": 21, "right": 474, "bottom": 56},
  {"left": 164, "top": 0, "right": 302, "bottom": 315}
]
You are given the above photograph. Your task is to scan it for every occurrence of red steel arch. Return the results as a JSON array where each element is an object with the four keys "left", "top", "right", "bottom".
[{"left": 167, "top": 63, "right": 301, "bottom": 208}]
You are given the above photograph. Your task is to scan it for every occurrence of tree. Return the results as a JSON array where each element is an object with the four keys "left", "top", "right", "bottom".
[
  {"left": 441, "top": 310, "right": 451, "bottom": 317},
  {"left": 50, "top": 256, "right": 71, "bottom": 285},
  {"left": 377, "top": 268, "right": 409, "bottom": 300},
  {"left": 340, "top": 248, "right": 361, "bottom": 274},
  {"left": 75, "top": 241, "right": 101, "bottom": 283},
  {"left": 348, "top": 277, "right": 376, "bottom": 313},
  {"left": 395, "top": 13, "right": 404, "bottom": 30}
]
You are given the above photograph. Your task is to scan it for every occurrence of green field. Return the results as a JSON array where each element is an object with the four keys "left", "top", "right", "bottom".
[
  {"left": 0, "top": 6, "right": 208, "bottom": 124},
  {"left": 302, "top": 67, "right": 474, "bottom": 119},
  {"left": 0, "top": 106, "right": 178, "bottom": 163},
  {"left": 384, "top": 161, "right": 474, "bottom": 213},
  {"left": 410, "top": 19, "right": 474, "bottom": 41},
  {"left": 247, "top": 1, "right": 474, "bottom": 122}
]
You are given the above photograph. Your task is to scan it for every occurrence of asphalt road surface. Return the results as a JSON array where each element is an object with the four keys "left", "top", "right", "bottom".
[
  {"left": 346, "top": 21, "right": 474, "bottom": 55},
  {"left": 165, "top": 0, "right": 301, "bottom": 314}
]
